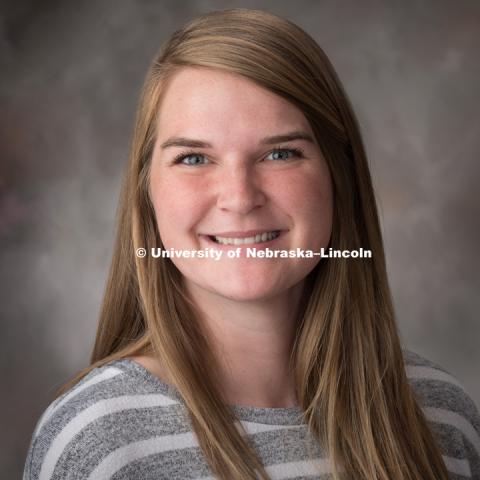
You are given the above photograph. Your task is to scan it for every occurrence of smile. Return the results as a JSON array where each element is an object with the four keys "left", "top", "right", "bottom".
[{"left": 209, "top": 230, "right": 281, "bottom": 245}]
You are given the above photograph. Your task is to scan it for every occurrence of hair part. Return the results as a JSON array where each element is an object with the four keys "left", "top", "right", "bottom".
[{"left": 57, "top": 8, "right": 449, "bottom": 480}]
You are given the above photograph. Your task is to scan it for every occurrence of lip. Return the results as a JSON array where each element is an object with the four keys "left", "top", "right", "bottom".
[{"left": 199, "top": 229, "right": 287, "bottom": 249}]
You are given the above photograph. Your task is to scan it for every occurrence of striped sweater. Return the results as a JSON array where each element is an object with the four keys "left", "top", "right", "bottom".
[{"left": 23, "top": 349, "right": 480, "bottom": 479}]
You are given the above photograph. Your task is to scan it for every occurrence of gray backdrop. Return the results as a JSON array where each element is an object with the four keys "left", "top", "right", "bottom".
[{"left": 1, "top": 0, "right": 479, "bottom": 477}]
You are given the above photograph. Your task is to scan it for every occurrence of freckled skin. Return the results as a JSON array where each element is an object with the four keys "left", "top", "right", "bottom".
[{"left": 149, "top": 67, "right": 333, "bottom": 302}]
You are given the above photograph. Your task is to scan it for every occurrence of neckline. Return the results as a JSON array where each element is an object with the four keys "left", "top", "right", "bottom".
[{"left": 110, "top": 358, "right": 306, "bottom": 425}]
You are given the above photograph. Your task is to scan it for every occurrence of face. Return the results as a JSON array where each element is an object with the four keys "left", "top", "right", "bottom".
[{"left": 149, "top": 67, "right": 333, "bottom": 302}]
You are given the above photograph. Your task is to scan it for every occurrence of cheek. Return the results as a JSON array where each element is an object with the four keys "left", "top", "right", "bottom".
[
  {"left": 149, "top": 173, "right": 208, "bottom": 244},
  {"left": 306, "top": 172, "right": 333, "bottom": 241},
  {"left": 268, "top": 167, "right": 333, "bottom": 222}
]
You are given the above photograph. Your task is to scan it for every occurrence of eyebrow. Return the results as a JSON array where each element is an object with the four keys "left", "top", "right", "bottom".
[{"left": 159, "top": 131, "right": 316, "bottom": 149}]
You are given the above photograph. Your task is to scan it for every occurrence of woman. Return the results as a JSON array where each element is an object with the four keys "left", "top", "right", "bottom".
[{"left": 24, "top": 8, "right": 480, "bottom": 480}]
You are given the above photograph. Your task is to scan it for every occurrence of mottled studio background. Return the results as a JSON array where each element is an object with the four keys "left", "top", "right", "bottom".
[{"left": 1, "top": 0, "right": 479, "bottom": 477}]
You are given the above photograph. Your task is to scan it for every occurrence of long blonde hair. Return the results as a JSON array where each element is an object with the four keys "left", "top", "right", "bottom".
[{"left": 57, "top": 8, "right": 449, "bottom": 480}]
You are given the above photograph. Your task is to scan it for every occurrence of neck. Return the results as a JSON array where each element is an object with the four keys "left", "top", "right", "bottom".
[{"left": 184, "top": 280, "right": 306, "bottom": 408}]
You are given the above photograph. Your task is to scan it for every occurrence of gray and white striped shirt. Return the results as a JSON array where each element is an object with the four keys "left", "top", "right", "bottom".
[{"left": 23, "top": 349, "right": 480, "bottom": 479}]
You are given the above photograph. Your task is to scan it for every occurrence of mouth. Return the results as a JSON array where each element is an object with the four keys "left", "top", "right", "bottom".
[{"left": 202, "top": 230, "right": 283, "bottom": 246}]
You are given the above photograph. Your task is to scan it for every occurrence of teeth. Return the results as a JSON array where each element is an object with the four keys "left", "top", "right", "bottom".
[{"left": 213, "top": 231, "right": 280, "bottom": 245}]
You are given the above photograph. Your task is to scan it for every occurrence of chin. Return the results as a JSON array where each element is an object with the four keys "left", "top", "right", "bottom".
[{"left": 204, "top": 279, "right": 287, "bottom": 302}]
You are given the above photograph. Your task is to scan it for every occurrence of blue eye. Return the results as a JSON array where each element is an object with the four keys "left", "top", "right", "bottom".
[
  {"left": 266, "top": 148, "right": 304, "bottom": 161},
  {"left": 173, "top": 152, "right": 208, "bottom": 166},
  {"left": 172, "top": 147, "right": 304, "bottom": 165}
]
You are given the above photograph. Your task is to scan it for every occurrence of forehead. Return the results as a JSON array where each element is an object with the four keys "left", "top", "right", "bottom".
[{"left": 156, "top": 67, "right": 313, "bottom": 143}]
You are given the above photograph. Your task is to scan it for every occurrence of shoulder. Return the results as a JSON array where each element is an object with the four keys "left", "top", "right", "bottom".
[
  {"left": 403, "top": 347, "right": 479, "bottom": 417},
  {"left": 23, "top": 359, "right": 185, "bottom": 480},
  {"left": 403, "top": 348, "right": 480, "bottom": 479}
]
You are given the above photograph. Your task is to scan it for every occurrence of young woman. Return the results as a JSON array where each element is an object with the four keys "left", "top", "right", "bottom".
[{"left": 24, "top": 8, "right": 480, "bottom": 480}]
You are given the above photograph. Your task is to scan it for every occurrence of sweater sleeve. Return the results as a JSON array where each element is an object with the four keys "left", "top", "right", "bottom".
[{"left": 404, "top": 348, "right": 480, "bottom": 479}]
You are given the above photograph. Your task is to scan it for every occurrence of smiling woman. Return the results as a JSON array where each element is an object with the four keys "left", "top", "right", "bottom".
[
  {"left": 23, "top": 8, "right": 480, "bottom": 480},
  {"left": 148, "top": 67, "right": 332, "bottom": 303}
]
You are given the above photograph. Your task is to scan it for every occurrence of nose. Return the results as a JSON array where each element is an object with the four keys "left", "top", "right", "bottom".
[{"left": 216, "top": 164, "right": 266, "bottom": 214}]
